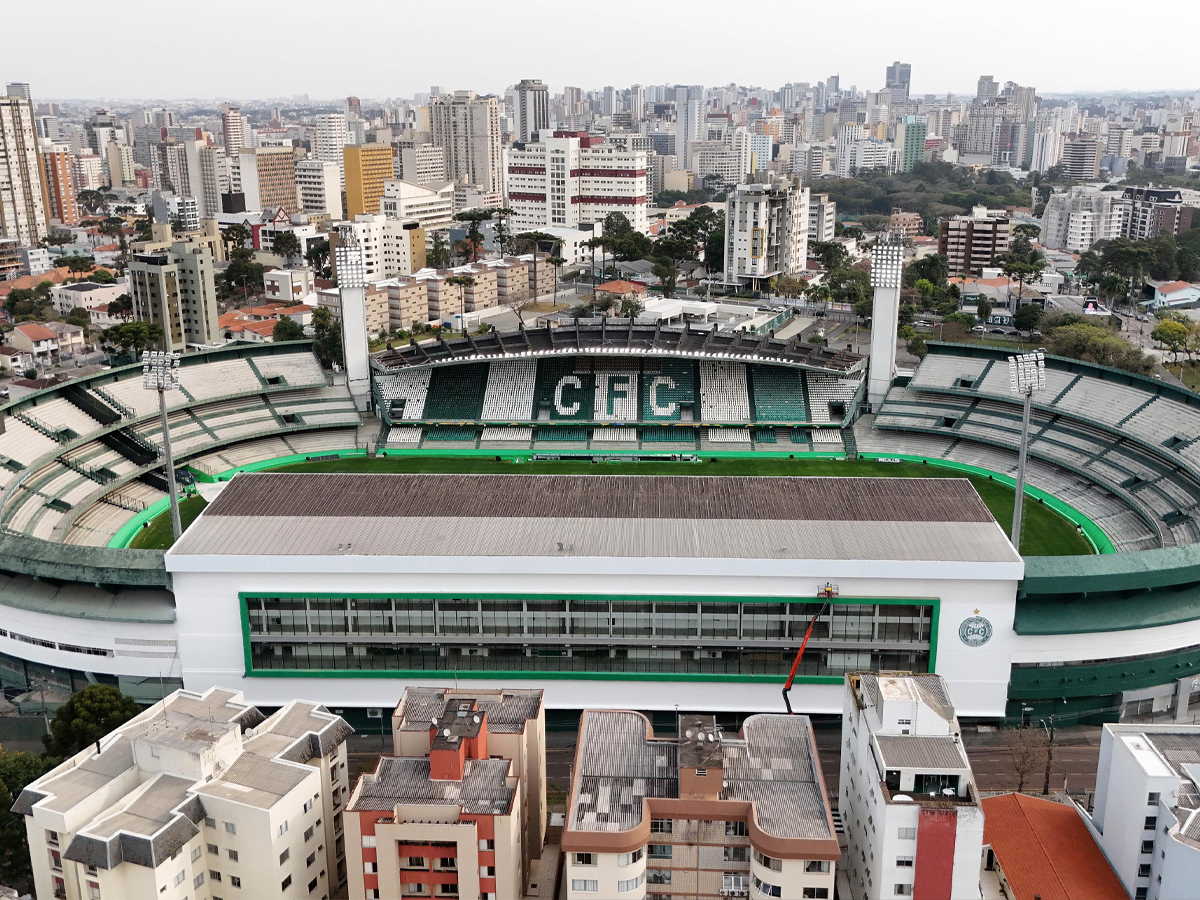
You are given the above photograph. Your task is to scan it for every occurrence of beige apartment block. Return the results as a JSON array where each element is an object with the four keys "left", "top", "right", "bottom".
[
  {"left": 13, "top": 687, "right": 353, "bottom": 900},
  {"left": 380, "top": 277, "right": 429, "bottom": 330},
  {"left": 345, "top": 687, "right": 545, "bottom": 900}
]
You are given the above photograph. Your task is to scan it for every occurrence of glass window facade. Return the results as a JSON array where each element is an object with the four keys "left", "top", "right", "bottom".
[{"left": 244, "top": 595, "right": 934, "bottom": 678}]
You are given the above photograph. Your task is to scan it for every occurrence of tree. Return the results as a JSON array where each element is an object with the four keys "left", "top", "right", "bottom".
[
  {"left": 272, "top": 317, "right": 305, "bottom": 341},
  {"left": 445, "top": 275, "right": 475, "bottom": 331},
  {"left": 76, "top": 188, "right": 107, "bottom": 215},
  {"left": 975, "top": 297, "right": 992, "bottom": 324},
  {"left": 107, "top": 293, "right": 133, "bottom": 322},
  {"left": 1014, "top": 303, "right": 1043, "bottom": 336},
  {"left": 516, "top": 231, "right": 558, "bottom": 303},
  {"left": 91, "top": 268, "right": 116, "bottom": 284},
  {"left": 902, "top": 254, "right": 950, "bottom": 289},
  {"left": 546, "top": 255, "right": 565, "bottom": 304},
  {"left": 101, "top": 321, "right": 165, "bottom": 358},
  {"left": 222, "top": 223, "right": 251, "bottom": 254},
  {"left": 704, "top": 226, "right": 725, "bottom": 275},
  {"left": 43, "top": 684, "right": 140, "bottom": 758},
  {"left": 1002, "top": 725, "right": 1048, "bottom": 793},
  {"left": 619, "top": 296, "right": 645, "bottom": 318},
  {"left": 272, "top": 231, "right": 301, "bottom": 266},
  {"left": 1012, "top": 223, "right": 1041, "bottom": 242},
  {"left": 776, "top": 275, "right": 809, "bottom": 299},
  {"left": 652, "top": 256, "right": 679, "bottom": 298},
  {"left": 454, "top": 209, "right": 495, "bottom": 263},
  {"left": 491, "top": 207, "right": 515, "bottom": 256},
  {"left": 63, "top": 255, "right": 96, "bottom": 275},
  {"left": 602, "top": 211, "right": 633, "bottom": 241},
  {"left": 305, "top": 238, "right": 331, "bottom": 277},
  {"left": 65, "top": 306, "right": 91, "bottom": 328},
  {"left": 1147, "top": 234, "right": 1180, "bottom": 282},
  {"left": 1153, "top": 319, "right": 1190, "bottom": 362},
  {"left": 0, "top": 748, "right": 55, "bottom": 893},
  {"left": 810, "top": 241, "right": 850, "bottom": 272},
  {"left": 226, "top": 252, "right": 265, "bottom": 299},
  {"left": 906, "top": 335, "right": 928, "bottom": 359},
  {"left": 312, "top": 306, "right": 344, "bottom": 368},
  {"left": 42, "top": 231, "right": 73, "bottom": 248},
  {"left": 427, "top": 232, "right": 451, "bottom": 269}
]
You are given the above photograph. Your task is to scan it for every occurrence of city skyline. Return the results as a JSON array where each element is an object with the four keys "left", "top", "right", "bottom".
[{"left": 9, "top": 0, "right": 1198, "bottom": 100}]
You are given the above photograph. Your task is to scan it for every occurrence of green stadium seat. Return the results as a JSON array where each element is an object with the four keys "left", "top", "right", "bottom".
[
  {"left": 750, "top": 365, "right": 806, "bottom": 422},
  {"left": 534, "top": 359, "right": 595, "bottom": 421},
  {"left": 642, "top": 426, "right": 696, "bottom": 442},
  {"left": 641, "top": 361, "right": 696, "bottom": 421},
  {"left": 423, "top": 364, "right": 488, "bottom": 420}
]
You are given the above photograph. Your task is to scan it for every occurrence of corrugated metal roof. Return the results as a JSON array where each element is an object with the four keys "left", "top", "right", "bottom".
[
  {"left": 349, "top": 757, "right": 514, "bottom": 815},
  {"left": 874, "top": 734, "right": 971, "bottom": 771},
  {"left": 396, "top": 688, "right": 543, "bottom": 734},
  {"left": 201, "top": 473, "right": 995, "bottom": 523}
]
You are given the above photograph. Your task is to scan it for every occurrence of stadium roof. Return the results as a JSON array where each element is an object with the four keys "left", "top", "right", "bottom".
[
  {"left": 167, "top": 473, "right": 1020, "bottom": 566},
  {"left": 373, "top": 321, "right": 865, "bottom": 374}
]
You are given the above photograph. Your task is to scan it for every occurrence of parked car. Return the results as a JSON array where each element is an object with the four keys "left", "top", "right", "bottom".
[{"left": 971, "top": 325, "right": 986, "bottom": 333}]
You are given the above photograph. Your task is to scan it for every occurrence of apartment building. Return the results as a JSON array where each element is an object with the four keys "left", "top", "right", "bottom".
[
  {"left": 127, "top": 241, "right": 220, "bottom": 351},
  {"left": 1119, "top": 186, "right": 1195, "bottom": 241},
  {"left": 106, "top": 142, "right": 135, "bottom": 189},
  {"left": 687, "top": 129, "right": 753, "bottom": 191},
  {"left": 237, "top": 146, "right": 299, "bottom": 213},
  {"left": 314, "top": 113, "right": 347, "bottom": 186},
  {"left": 722, "top": 175, "right": 810, "bottom": 292},
  {"left": 840, "top": 674, "right": 983, "bottom": 900},
  {"left": 380, "top": 179, "right": 455, "bottom": 236},
  {"left": 1083, "top": 723, "right": 1200, "bottom": 900},
  {"left": 329, "top": 214, "right": 426, "bottom": 281},
  {"left": 395, "top": 143, "right": 447, "bottom": 186},
  {"left": 377, "top": 276, "right": 429, "bottom": 330},
  {"left": 295, "top": 159, "right": 343, "bottom": 221},
  {"left": 808, "top": 193, "right": 837, "bottom": 243},
  {"left": 937, "top": 206, "right": 1011, "bottom": 275},
  {"left": 345, "top": 687, "right": 545, "bottom": 900},
  {"left": 514, "top": 79, "right": 550, "bottom": 143},
  {"left": 1061, "top": 134, "right": 1102, "bottom": 180},
  {"left": 562, "top": 710, "right": 838, "bottom": 900},
  {"left": 220, "top": 103, "right": 244, "bottom": 156},
  {"left": 888, "top": 208, "right": 924, "bottom": 241},
  {"left": 431, "top": 90, "right": 502, "bottom": 193},
  {"left": 1040, "top": 186, "right": 1123, "bottom": 252},
  {"left": 505, "top": 130, "right": 650, "bottom": 235},
  {"left": 316, "top": 282, "right": 390, "bottom": 338},
  {"left": 13, "top": 687, "right": 353, "bottom": 900},
  {"left": 40, "top": 144, "right": 79, "bottom": 225},
  {"left": 345, "top": 144, "right": 395, "bottom": 218},
  {"left": 0, "top": 92, "right": 50, "bottom": 244}
]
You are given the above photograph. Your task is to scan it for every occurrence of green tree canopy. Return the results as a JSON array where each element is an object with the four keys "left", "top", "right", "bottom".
[
  {"left": 272, "top": 230, "right": 302, "bottom": 264},
  {"left": 312, "top": 306, "right": 343, "bottom": 368},
  {"left": 43, "top": 684, "right": 141, "bottom": 758},
  {"left": 272, "top": 317, "right": 305, "bottom": 341}
]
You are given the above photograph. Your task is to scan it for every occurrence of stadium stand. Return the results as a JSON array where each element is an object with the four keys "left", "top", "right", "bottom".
[
  {"left": 385, "top": 427, "right": 423, "bottom": 445},
  {"left": 807, "top": 374, "right": 860, "bottom": 423},
  {"left": 534, "top": 425, "right": 587, "bottom": 442},
  {"left": 424, "top": 425, "right": 477, "bottom": 442},
  {"left": 707, "top": 427, "right": 751, "bottom": 443},
  {"left": 642, "top": 426, "right": 696, "bottom": 443},
  {"left": 481, "top": 426, "right": 533, "bottom": 442},
  {"left": 699, "top": 361, "right": 751, "bottom": 422},
  {"left": 375, "top": 369, "right": 432, "bottom": 420},
  {"left": 591, "top": 427, "right": 637, "bottom": 442},
  {"left": 480, "top": 359, "right": 537, "bottom": 420},
  {"left": 752, "top": 427, "right": 777, "bottom": 443},
  {"left": 533, "top": 357, "right": 594, "bottom": 421},
  {"left": 423, "top": 364, "right": 488, "bottom": 419},
  {"left": 749, "top": 365, "right": 806, "bottom": 421},
  {"left": 641, "top": 360, "right": 696, "bottom": 421}
]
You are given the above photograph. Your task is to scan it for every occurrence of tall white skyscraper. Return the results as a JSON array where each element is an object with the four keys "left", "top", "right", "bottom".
[
  {"left": 315, "top": 112, "right": 348, "bottom": 187},
  {"left": 0, "top": 90, "right": 49, "bottom": 245},
  {"left": 513, "top": 79, "right": 549, "bottom": 143},
  {"left": 220, "top": 102, "right": 244, "bottom": 157},
  {"left": 430, "top": 90, "right": 502, "bottom": 192}
]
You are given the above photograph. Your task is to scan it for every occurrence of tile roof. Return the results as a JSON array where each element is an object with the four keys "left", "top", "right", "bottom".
[
  {"left": 15, "top": 323, "right": 58, "bottom": 341},
  {"left": 981, "top": 793, "right": 1126, "bottom": 900},
  {"left": 1157, "top": 280, "right": 1197, "bottom": 294}
]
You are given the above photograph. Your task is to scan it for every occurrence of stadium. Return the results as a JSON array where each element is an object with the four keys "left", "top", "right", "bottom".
[{"left": 5, "top": 315, "right": 1200, "bottom": 728}]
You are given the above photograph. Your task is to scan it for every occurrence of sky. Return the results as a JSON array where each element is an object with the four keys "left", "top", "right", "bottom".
[{"left": 8, "top": 0, "right": 1198, "bottom": 101}]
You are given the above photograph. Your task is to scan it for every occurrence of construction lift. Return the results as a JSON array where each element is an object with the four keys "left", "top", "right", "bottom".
[{"left": 782, "top": 582, "right": 837, "bottom": 715}]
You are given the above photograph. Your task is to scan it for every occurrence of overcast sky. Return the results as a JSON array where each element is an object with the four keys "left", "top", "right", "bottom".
[{"left": 9, "top": 0, "right": 1197, "bottom": 102}]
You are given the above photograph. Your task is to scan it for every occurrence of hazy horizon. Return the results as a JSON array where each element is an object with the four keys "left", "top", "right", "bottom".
[{"left": 8, "top": 0, "right": 1198, "bottom": 102}]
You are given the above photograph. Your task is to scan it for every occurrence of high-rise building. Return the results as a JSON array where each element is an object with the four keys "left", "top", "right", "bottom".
[
  {"left": 84, "top": 109, "right": 118, "bottom": 154},
  {"left": 513, "top": 78, "right": 550, "bottom": 143},
  {"left": 1119, "top": 186, "right": 1195, "bottom": 241},
  {"left": 504, "top": 130, "right": 649, "bottom": 234},
  {"left": 562, "top": 709, "right": 838, "bottom": 900},
  {"left": 885, "top": 61, "right": 912, "bottom": 102},
  {"left": 1040, "top": 186, "right": 1123, "bottom": 252},
  {"left": 395, "top": 142, "right": 446, "bottom": 186},
  {"left": 1029, "top": 127, "right": 1064, "bottom": 173},
  {"left": 840, "top": 674, "right": 983, "bottom": 900},
  {"left": 628, "top": 83, "right": 645, "bottom": 122},
  {"left": 673, "top": 85, "right": 704, "bottom": 166},
  {"left": 938, "top": 205, "right": 1011, "bottom": 274},
  {"left": 380, "top": 179, "right": 456, "bottom": 236},
  {"left": 220, "top": 102, "right": 244, "bottom": 157},
  {"left": 1163, "top": 111, "right": 1193, "bottom": 159},
  {"left": 330, "top": 213, "right": 427, "bottom": 281},
  {"left": 1062, "top": 134, "right": 1102, "bottom": 180},
  {"left": 976, "top": 75, "right": 998, "bottom": 100},
  {"left": 39, "top": 144, "right": 79, "bottom": 225},
  {"left": 73, "top": 151, "right": 105, "bottom": 191},
  {"left": 345, "top": 687, "right": 546, "bottom": 900},
  {"left": 4, "top": 82, "right": 31, "bottom": 102},
  {"left": 106, "top": 141, "right": 135, "bottom": 188},
  {"left": 127, "top": 240, "right": 220, "bottom": 350},
  {"left": 808, "top": 192, "right": 836, "bottom": 242},
  {"left": 722, "top": 174, "right": 810, "bottom": 292},
  {"left": 295, "top": 158, "right": 343, "bottom": 220},
  {"left": 431, "top": 91, "right": 502, "bottom": 193},
  {"left": 0, "top": 92, "right": 50, "bottom": 245},
  {"left": 236, "top": 146, "right": 298, "bottom": 212},
  {"left": 13, "top": 687, "right": 352, "bottom": 900},
  {"left": 344, "top": 143, "right": 395, "bottom": 218},
  {"left": 314, "top": 113, "right": 348, "bottom": 187},
  {"left": 688, "top": 128, "right": 753, "bottom": 192},
  {"left": 896, "top": 116, "right": 927, "bottom": 172}
]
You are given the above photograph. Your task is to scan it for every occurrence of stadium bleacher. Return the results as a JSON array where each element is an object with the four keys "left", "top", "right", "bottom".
[
  {"left": 806, "top": 374, "right": 859, "bottom": 423},
  {"left": 424, "top": 425, "right": 477, "bottom": 442},
  {"left": 750, "top": 365, "right": 806, "bottom": 421},
  {"left": 424, "top": 364, "right": 488, "bottom": 419},
  {"left": 641, "top": 360, "right": 696, "bottom": 421},
  {"left": 480, "top": 359, "right": 537, "bottom": 421},
  {"left": 385, "top": 427, "right": 423, "bottom": 445},
  {"left": 706, "top": 427, "right": 751, "bottom": 444},
  {"left": 591, "top": 427, "right": 637, "bottom": 443},
  {"left": 699, "top": 361, "right": 751, "bottom": 423},
  {"left": 481, "top": 426, "right": 533, "bottom": 442},
  {"left": 642, "top": 426, "right": 696, "bottom": 443}
]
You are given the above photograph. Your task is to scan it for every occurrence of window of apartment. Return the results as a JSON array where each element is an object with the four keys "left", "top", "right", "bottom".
[
  {"left": 173, "top": 871, "right": 186, "bottom": 887},
  {"left": 650, "top": 819, "right": 672, "bottom": 834},
  {"left": 305, "top": 826, "right": 315, "bottom": 842},
  {"left": 281, "top": 848, "right": 291, "bottom": 865},
  {"left": 723, "top": 874, "right": 750, "bottom": 891},
  {"left": 617, "top": 848, "right": 643, "bottom": 866},
  {"left": 897, "top": 827, "right": 916, "bottom": 840},
  {"left": 207, "top": 843, "right": 219, "bottom": 855},
  {"left": 752, "top": 874, "right": 782, "bottom": 897},
  {"left": 303, "top": 800, "right": 314, "bottom": 814},
  {"left": 86, "top": 865, "right": 97, "bottom": 877},
  {"left": 307, "top": 852, "right": 316, "bottom": 867},
  {"left": 225, "top": 822, "right": 237, "bottom": 834},
  {"left": 46, "top": 830, "right": 59, "bottom": 847},
  {"left": 49, "top": 849, "right": 62, "bottom": 871},
  {"left": 1139, "top": 864, "right": 1152, "bottom": 877},
  {"left": 308, "top": 877, "right": 318, "bottom": 893},
  {"left": 364, "top": 862, "right": 377, "bottom": 874},
  {"left": 361, "top": 835, "right": 376, "bottom": 848},
  {"left": 1136, "top": 890, "right": 1148, "bottom": 900},
  {"left": 573, "top": 853, "right": 596, "bottom": 866},
  {"left": 753, "top": 850, "right": 780, "bottom": 870},
  {"left": 571, "top": 881, "right": 599, "bottom": 893},
  {"left": 278, "top": 821, "right": 289, "bottom": 837},
  {"left": 1145, "top": 817, "right": 1158, "bottom": 830},
  {"left": 87, "top": 882, "right": 101, "bottom": 900},
  {"left": 726, "top": 821, "right": 749, "bottom": 837},
  {"left": 646, "top": 870, "right": 672, "bottom": 885},
  {"left": 648, "top": 844, "right": 672, "bottom": 859},
  {"left": 406, "top": 856, "right": 426, "bottom": 868},
  {"left": 228, "top": 849, "right": 239, "bottom": 862},
  {"left": 1142, "top": 840, "right": 1155, "bottom": 854},
  {"left": 1148, "top": 792, "right": 1161, "bottom": 805},
  {"left": 896, "top": 857, "right": 915, "bottom": 868},
  {"left": 438, "top": 857, "right": 456, "bottom": 869},
  {"left": 805, "top": 861, "right": 831, "bottom": 873},
  {"left": 231, "top": 876, "right": 242, "bottom": 888},
  {"left": 802, "top": 890, "right": 829, "bottom": 900},
  {"left": 210, "top": 870, "right": 222, "bottom": 882},
  {"left": 281, "top": 875, "right": 292, "bottom": 890},
  {"left": 479, "top": 839, "right": 495, "bottom": 851},
  {"left": 618, "top": 873, "right": 646, "bottom": 892},
  {"left": 193, "top": 873, "right": 205, "bottom": 889},
  {"left": 191, "top": 846, "right": 203, "bottom": 862},
  {"left": 894, "top": 886, "right": 913, "bottom": 897}
]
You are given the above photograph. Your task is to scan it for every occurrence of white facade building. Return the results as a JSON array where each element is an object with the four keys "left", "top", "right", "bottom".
[
  {"left": 14, "top": 686, "right": 353, "bottom": 900},
  {"left": 840, "top": 674, "right": 984, "bottom": 900},
  {"left": 379, "top": 178, "right": 455, "bottom": 236},
  {"left": 330, "top": 213, "right": 426, "bottom": 280},
  {"left": 513, "top": 78, "right": 550, "bottom": 143},
  {"left": 395, "top": 143, "right": 446, "bottom": 186},
  {"left": 295, "top": 159, "right": 342, "bottom": 220},
  {"left": 431, "top": 90, "right": 502, "bottom": 193},
  {"left": 0, "top": 93, "right": 50, "bottom": 245},
  {"left": 314, "top": 113, "right": 348, "bottom": 187},
  {"left": 809, "top": 192, "right": 837, "bottom": 243},
  {"left": 1084, "top": 724, "right": 1200, "bottom": 900},
  {"left": 1041, "top": 186, "right": 1123, "bottom": 252},
  {"left": 722, "top": 175, "right": 810, "bottom": 291},
  {"left": 504, "top": 131, "right": 649, "bottom": 235}
]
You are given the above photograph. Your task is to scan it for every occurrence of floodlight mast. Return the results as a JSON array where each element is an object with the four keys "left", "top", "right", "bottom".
[
  {"left": 142, "top": 351, "right": 183, "bottom": 541},
  {"left": 1008, "top": 351, "right": 1046, "bottom": 551}
]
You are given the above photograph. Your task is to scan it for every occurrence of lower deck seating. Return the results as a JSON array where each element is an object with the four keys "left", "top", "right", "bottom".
[
  {"left": 642, "top": 426, "right": 695, "bottom": 443},
  {"left": 750, "top": 366, "right": 806, "bottom": 421},
  {"left": 424, "top": 425, "right": 477, "bottom": 442},
  {"left": 592, "top": 427, "right": 637, "bottom": 442},
  {"left": 535, "top": 426, "right": 586, "bottom": 442},
  {"left": 386, "top": 427, "right": 422, "bottom": 445},
  {"left": 481, "top": 426, "right": 532, "bottom": 442},
  {"left": 707, "top": 428, "right": 751, "bottom": 444}
]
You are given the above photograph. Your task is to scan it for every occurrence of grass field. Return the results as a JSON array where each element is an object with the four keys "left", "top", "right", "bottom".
[{"left": 128, "top": 456, "right": 1095, "bottom": 555}]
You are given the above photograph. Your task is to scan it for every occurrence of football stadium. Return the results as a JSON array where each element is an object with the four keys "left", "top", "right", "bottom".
[{"left": 6, "top": 311, "right": 1200, "bottom": 727}]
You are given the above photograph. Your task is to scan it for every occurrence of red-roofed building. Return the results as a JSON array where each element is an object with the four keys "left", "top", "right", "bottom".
[
  {"left": 0, "top": 266, "right": 116, "bottom": 298},
  {"left": 981, "top": 793, "right": 1126, "bottom": 900},
  {"left": 9, "top": 323, "right": 60, "bottom": 362},
  {"left": 1148, "top": 280, "right": 1200, "bottom": 309}
]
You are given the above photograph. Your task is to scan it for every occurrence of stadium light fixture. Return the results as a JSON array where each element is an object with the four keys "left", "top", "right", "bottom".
[
  {"left": 142, "top": 350, "right": 184, "bottom": 542},
  {"left": 1007, "top": 350, "right": 1045, "bottom": 552}
]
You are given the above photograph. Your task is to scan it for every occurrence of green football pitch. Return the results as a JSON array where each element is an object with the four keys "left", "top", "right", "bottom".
[{"left": 130, "top": 455, "right": 1095, "bottom": 556}]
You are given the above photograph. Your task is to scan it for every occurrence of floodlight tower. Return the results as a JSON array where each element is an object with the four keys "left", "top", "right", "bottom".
[
  {"left": 334, "top": 228, "right": 372, "bottom": 411},
  {"left": 1008, "top": 350, "right": 1046, "bottom": 550},
  {"left": 142, "top": 350, "right": 183, "bottom": 541},
  {"left": 867, "top": 232, "right": 904, "bottom": 408}
]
